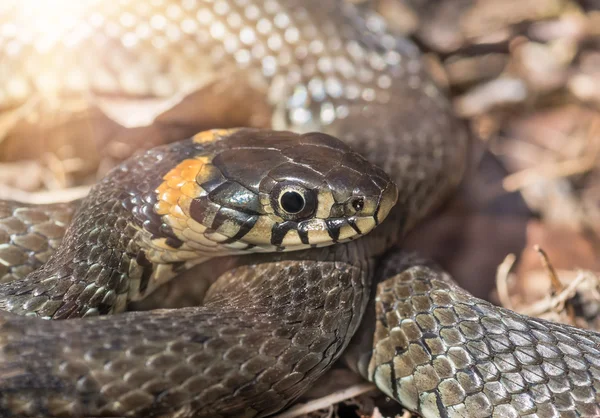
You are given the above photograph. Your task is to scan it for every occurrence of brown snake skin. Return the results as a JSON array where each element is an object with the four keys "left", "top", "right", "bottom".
[{"left": 1, "top": 1, "right": 600, "bottom": 418}]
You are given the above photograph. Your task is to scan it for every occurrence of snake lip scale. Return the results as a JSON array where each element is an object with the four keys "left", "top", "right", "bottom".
[{"left": 1, "top": 1, "right": 600, "bottom": 418}]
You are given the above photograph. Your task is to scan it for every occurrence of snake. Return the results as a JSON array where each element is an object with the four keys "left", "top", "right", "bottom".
[{"left": 0, "top": 1, "right": 600, "bottom": 417}]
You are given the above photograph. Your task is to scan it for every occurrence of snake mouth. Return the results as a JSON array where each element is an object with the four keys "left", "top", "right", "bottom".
[
  {"left": 311, "top": 215, "right": 377, "bottom": 244},
  {"left": 323, "top": 215, "right": 380, "bottom": 242},
  {"left": 271, "top": 183, "right": 398, "bottom": 249},
  {"left": 264, "top": 215, "right": 374, "bottom": 249}
]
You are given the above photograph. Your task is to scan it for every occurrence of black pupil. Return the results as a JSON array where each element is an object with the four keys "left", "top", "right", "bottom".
[
  {"left": 352, "top": 198, "right": 364, "bottom": 211},
  {"left": 281, "top": 191, "right": 305, "bottom": 213}
]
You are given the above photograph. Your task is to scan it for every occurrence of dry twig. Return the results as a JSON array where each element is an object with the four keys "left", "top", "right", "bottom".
[
  {"left": 534, "top": 245, "right": 577, "bottom": 324},
  {"left": 0, "top": 184, "right": 90, "bottom": 204},
  {"left": 520, "top": 271, "right": 597, "bottom": 321},
  {"left": 496, "top": 253, "right": 517, "bottom": 310},
  {"left": 273, "top": 383, "right": 377, "bottom": 418}
]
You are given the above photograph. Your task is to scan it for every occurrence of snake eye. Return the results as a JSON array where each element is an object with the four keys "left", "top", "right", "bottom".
[
  {"left": 280, "top": 191, "right": 305, "bottom": 213},
  {"left": 271, "top": 182, "right": 317, "bottom": 221}
]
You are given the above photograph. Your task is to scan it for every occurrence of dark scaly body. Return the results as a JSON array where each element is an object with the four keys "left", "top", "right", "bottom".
[
  {"left": 0, "top": 246, "right": 375, "bottom": 417},
  {"left": 0, "top": 202, "right": 76, "bottom": 284},
  {"left": 1, "top": 2, "right": 600, "bottom": 418},
  {"left": 368, "top": 255, "right": 600, "bottom": 417},
  {"left": 0, "top": 129, "right": 397, "bottom": 417}
]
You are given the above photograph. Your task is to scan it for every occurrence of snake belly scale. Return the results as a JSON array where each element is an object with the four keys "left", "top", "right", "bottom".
[{"left": 1, "top": 1, "right": 600, "bottom": 418}]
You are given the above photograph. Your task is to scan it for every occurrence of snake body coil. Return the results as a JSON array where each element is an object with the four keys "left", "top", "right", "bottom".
[{"left": 0, "top": 1, "right": 599, "bottom": 418}]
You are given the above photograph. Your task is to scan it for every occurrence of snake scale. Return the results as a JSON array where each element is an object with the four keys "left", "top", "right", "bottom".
[{"left": 0, "top": 1, "right": 600, "bottom": 417}]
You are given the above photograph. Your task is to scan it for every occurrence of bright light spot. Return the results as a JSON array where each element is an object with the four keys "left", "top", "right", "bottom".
[{"left": 10, "top": 0, "right": 97, "bottom": 39}]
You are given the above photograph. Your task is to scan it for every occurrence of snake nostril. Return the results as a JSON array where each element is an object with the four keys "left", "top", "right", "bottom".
[{"left": 351, "top": 197, "right": 364, "bottom": 212}]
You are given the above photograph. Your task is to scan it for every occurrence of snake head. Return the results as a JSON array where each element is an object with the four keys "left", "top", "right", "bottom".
[{"left": 155, "top": 128, "right": 398, "bottom": 254}]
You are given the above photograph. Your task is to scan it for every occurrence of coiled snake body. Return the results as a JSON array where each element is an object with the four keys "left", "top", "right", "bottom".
[{"left": 0, "top": 1, "right": 599, "bottom": 417}]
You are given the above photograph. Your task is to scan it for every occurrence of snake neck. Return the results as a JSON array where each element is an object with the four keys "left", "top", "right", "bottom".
[{"left": 0, "top": 141, "right": 208, "bottom": 319}]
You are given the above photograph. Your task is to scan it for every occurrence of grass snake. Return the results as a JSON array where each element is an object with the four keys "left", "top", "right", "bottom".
[{"left": 1, "top": 1, "right": 600, "bottom": 417}]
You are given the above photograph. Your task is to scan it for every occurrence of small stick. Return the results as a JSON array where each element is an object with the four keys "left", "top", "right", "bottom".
[
  {"left": 534, "top": 245, "right": 564, "bottom": 293},
  {"left": 521, "top": 272, "right": 590, "bottom": 318},
  {"left": 496, "top": 253, "right": 517, "bottom": 310},
  {"left": 0, "top": 184, "right": 90, "bottom": 204},
  {"left": 534, "top": 245, "right": 576, "bottom": 324},
  {"left": 274, "top": 383, "right": 377, "bottom": 418},
  {"left": 502, "top": 117, "right": 600, "bottom": 192},
  {"left": 502, "top": 154, "right": 599, "bottom": 192}
]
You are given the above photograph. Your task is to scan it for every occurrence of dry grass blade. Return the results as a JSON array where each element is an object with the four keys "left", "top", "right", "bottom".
[
  {"left": 502, "top": 117, "right": 600, "bottom": 193},
  {"left": 496, "top": 253, "right": 517, "bottom": 310},
  {"left": 273, "top": 383, "right": 377, "bottom": 418},
  {"left": 534, "top": 245, "right": 565, "bottom": 293},
  {"left": 504, "top": 245, "right": 575, "bottom": 325},
  {"left": 0, "top": 184, "right": 90, "bottom": 204},
  {"left": 520, "top": 270, "right": 598, "bottom": 321}
]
